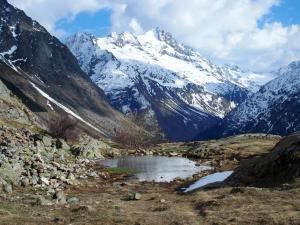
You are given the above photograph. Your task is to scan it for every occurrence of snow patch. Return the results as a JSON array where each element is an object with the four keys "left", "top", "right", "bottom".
[
  {"left": 183, "top": 171, "right": 233, "bottom": 192},
  {"left": 47, "top": 100, "right": 54, "bottom": 111},
  {"left": 0, "top": 45, "right": 17, "bottom": 56}
]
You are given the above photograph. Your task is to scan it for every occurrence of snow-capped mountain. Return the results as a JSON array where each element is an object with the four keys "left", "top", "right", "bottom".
[
  {"left": 65, "top": 29, "right": 268, "bottom": 141},
  {"left": 214, "top": 61, "right": 300, "bottom": 137}
]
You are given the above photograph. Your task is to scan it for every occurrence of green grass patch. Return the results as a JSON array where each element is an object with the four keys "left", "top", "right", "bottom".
[
  {"left": 104, "top": 167, "right": 137, "bottom": 175},
  {"left": 0, "top": 201, "right": 30, "bottom": 216}
]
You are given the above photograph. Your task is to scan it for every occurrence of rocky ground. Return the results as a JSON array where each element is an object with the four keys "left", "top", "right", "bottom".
[
  {"left": 1, "top": 129, "right": 299, "bottom": 225},
  {"left": 0, "top": 124, "right": 120, "bottom": 201}
]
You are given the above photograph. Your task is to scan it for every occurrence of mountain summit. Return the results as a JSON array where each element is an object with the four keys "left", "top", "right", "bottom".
[{"left": 66, "top": 28, "right": 269, "bottom": 141}]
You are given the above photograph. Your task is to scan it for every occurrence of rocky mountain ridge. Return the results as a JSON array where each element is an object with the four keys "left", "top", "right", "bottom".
[
  {"left": 212, "top": 61, "right": 300, "bottom": 138},
  {"left": 65, "top": 29, "right": 270, "bottom": 141}
]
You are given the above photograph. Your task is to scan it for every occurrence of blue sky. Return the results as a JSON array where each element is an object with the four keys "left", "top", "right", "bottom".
[
  {"left": 56, "top": 9, "right": 112, "bottom": 37},
  {"left": 270, "top": 0, "right": 300, "bottom": 25}
]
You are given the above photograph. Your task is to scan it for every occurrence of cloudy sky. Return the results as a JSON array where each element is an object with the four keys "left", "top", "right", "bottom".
[{"left": 8, "top": 0, "right": 300, "bottom": 72}]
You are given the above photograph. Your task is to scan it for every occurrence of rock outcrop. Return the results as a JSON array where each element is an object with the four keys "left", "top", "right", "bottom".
[
  {"left": 0, "top": 78, "right": 40, "bottom": 129},
  {"left": 226, "top": 132, "right": 300, "bottom": 187}
]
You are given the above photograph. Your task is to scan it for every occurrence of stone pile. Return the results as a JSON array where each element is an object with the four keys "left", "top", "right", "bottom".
[{"left": 0, "top": 125, "right": 110, "bottom": 196}]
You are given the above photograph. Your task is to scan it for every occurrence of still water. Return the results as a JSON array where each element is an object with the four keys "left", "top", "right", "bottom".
[{"left": 100, "top": 156, "right": 210, "bottom": 182}]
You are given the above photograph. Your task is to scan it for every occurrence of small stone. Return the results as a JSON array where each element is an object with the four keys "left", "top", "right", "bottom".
[
  {"left": 169, "top": 152, "right": 178, "bottom": 157},
  {"left": 99, "top": 172, "right": 109, "bottom": 180},
  {"left": 47, "top": 188, "right": 55, "bottom": 195},
  {"left": 67, "top": 197, "right": 80, "bottom": 204},
  {"left": 127, "top": 150, "right": 136, "bottom": 155},
  {"left": 40, "top": 177, "right": 50, "bottom": 186},
  {"left": 36, "top": 195, "right": 53, "bottom": 206},
  {"left": 21, "top": 177, "right": 30, "bottom": 187},
  {"left": 31, "top": 175, "right": 39, "bottom": 185},
  {"left": 131, "top": 192, "right": 142, "bottom": 200},
  {"left": 88, "top": 172, "right": 98, "bottom": 177},
  {"left": 67, "top": 172, "right": 76, "bottom": 180},
  {"left": 160, "top": 199, "right": 166, "bottom": 203},
  {"left": 53, "top": 190, "right": 67, "bottom": 204},
  {"left": 3, "top": 183, "right": 12, "bottom": 194}
]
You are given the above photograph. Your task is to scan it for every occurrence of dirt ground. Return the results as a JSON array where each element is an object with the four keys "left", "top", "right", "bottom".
[
  {"left": 1, "top": 176, "right": 299, "bottom": 225},
  {"left": 1, "top": 134, "right": 299, "bottom": 225}
]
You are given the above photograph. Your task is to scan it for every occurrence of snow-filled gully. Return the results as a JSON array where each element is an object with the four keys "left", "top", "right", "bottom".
[{"left": 30, "top": 82, "right": 106, "bottom": 135}]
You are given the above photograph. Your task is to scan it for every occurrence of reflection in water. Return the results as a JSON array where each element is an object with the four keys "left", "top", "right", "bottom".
[{"left": 100, "top": 156, "right": 210, "bottom": 182}]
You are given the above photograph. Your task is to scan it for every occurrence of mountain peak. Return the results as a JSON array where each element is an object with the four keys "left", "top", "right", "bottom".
[
  {"left": 277, "top": 60, "right": 300, "bottom": 76},
  {"left": 286, "top": 60, "right": 300, "bottom": 71},
  {"left": 154, "top": 27, "right": 174, "bottom": 42},
  {"left": 75, "top": 32, "right": 95, "bottom": 39},
  {"left": 67, "top": 32, "right": 95, "bottom": 44},
  {"left": 223, "top": 64, "right": 241, "bottom": 72},
  {"left": 108, "top": 31, "right": 140, "bottom": 47}
]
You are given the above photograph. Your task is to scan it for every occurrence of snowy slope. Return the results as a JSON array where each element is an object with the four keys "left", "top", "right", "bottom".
[
  {"left": 219, "top": 61, "right": 300, "bottom": 136},
  {"left": 65, "top": 28, "right": 269, "bottom": 140}
]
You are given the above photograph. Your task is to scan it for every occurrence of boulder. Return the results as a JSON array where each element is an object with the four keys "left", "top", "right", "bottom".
[
  {"left": 0, "top": 162, "right": 23, "bottom": 186},
  {"left": 42, "top": 136, "right": 53, "bottom": 147},
  {"left": 71, "top": 135, "right": 118, "bottom": 159}
]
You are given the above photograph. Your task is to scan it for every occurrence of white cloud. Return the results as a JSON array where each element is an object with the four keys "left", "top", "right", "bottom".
[
  {"left": 8, "top": 0, "right": 300, "bottom": 72},
  {"left": 129, "top": 18, "right": 143, "bottom": 34}
]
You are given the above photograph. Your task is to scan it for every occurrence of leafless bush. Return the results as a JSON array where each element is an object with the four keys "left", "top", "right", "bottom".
[
  {"left": 114, "top": 130, "right": 154, "bottom": 149},
  {"left": 49, "top": 114, "right": 79, "bottom": 142}
]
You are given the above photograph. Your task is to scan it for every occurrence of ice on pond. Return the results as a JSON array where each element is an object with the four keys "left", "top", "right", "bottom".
[{"left": 183, "top": 171, "right": 234, "bottom": 192}]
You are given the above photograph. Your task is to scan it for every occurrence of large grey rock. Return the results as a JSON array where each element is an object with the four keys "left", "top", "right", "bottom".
[
  {"left": 71, "top": 135, "right": 118, "bottom": 159},
  {"left": 42, "top": 136, "right": 53, "bottom": 147},
  {"left": 0, "top": 162, "right": 23, "bottom": 186}
]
